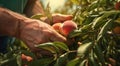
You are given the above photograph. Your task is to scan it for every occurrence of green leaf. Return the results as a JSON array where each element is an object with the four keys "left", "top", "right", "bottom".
[
  {"left": 87, "top": 1, "right": 98, "bottom": 11},
  {"left": 45, "top": 3, "right": 53, "bottom": 25},
  {"left": 81, "top": 23, "right": 92, "bottom": 32},
  {"left": 71, "top": 0, "right": 79, "bottom": 5},
  {"left": 16, "top": 54, "right": 21, "bottom": 66},
  {"left": 92, "top": 10, "right": 120, "bottom": 29},
  {"left": 69, "top": 23, "right": 92, "bottom": 38},
  {"left": 115, "top": 18, "right": 120, "bottom": 24},
  {"left": 53, "top": 42, "right": 69, "bottom": 52},
  {"left": 77, "top": 42, "right": 93, "bottom": 58},
  {"left": 79, "top": 59, "right": 87, "bottom": 66},
  {"left": 69, "top": 30, "right": 82, "bottom": 38},
  {"left": 88, "top": 50, "right": 99, "bottom": 66},
  {"left": 0, "top": 57, "right": 17, "bottom": 66},
  {"left": 35, "top": 42, "right": 59, "bottom": 54},
  {"left": 97, "top": 19, "right": 112, "bottom": 41},
  {"left": 66, "top": 58, "right": 80, "bottom": 66},
  {"left": 94, "top": 44, "right": 105, "bottom": 65},
  {"left": 31, "top": 14, "right": 43, "bottom": 19},
  {"left": 83, "top": 16, "right": 95, "bottom": 25},
  {"left": 54, "top": 52, "right": 68, "bottom": 66}
]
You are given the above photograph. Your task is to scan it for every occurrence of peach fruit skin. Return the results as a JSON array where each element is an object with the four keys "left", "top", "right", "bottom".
[
  {"left": 115, "top": 2, "right": 120, "bottom": 10},
  {"left": 52, "top": 23, "right": 63, "bottom": 32},
  {"left": 113, "top": 26, "right": 120, "bottom": 34},
  {"left": 60, "top": 20, "right": 77, "bottom": 36}
]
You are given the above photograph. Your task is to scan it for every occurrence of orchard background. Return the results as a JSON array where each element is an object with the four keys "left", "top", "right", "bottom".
[{"left": 0, "top": 0, "right": 120, "bottom": 66}]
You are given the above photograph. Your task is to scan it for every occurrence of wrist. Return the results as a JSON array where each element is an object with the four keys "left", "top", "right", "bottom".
[{"left": 0, "top": 7, "right": 28, "bottom": 38}]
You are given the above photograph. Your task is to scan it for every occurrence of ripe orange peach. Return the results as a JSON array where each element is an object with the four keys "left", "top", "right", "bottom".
[
  {"left": 113, "top": 26, "right": 120, "bottom": 34},
  {"left": 26, "top": 56, "right": 33, "bottom": 62},
  {"left": 60, "top": 20, "right": 77, "bottom": 36},
  {"left": 21, "top": 54, "right": 33, "bottom": 62},
  {"left": 115, "top": 2, "right": 120, "bottom": 10},
  {"left": 21, "top": 54, "right": 27, "bottom": 60},
  {"left": 52, "top": 23, "right": 63, "bottom": 32}
]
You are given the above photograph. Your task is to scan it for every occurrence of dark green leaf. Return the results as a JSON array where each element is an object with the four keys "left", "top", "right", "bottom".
[
  {"left": 87, "top": 1, "right": 98, "bottom": 11},
  {"left": 16, "top": 54, "right": 21, "bottom": 66},
  {"left": 69, "top": 30, "right": 82, "bottom": 38},
  {"left": 88, "top": 50, "right": 99, "bottom": 66},
  {"left": 66, "top": 58, "right": 80, "bottom": 66},
  {"left": 81, "top": 23, "right": 92, "bottom": 32},
  {"left": 97, "top": 19, "right": 112, "bottom": 41},
  {"left": 69, "top": 23, "right": 92, "bottom": 38},
  {"left": 79, "top": 59, "right": 87, "bottom": 66},
  {"left": 53, "top": 42, "right": 69, "bottom": 52},
  {"left": 77, "top": 42, "right": 92, "bottom": 58},
  {"left": 29, "top": 58, "right": 53, "bottom": 66},
  {"left": 92, "top": 10, "right": 120, "bottom": 29},
  {"left": 0, "top": 57, "right": 17, "bottom": 66},
  {"left": 94, "top": 44, "right": 105, "bottom": 65},
  {"left": 35, "top": 42, "right": 59, "bottom": 53},
  {"left": 54, "top": 52, "right": 68, "bottom": 66}
]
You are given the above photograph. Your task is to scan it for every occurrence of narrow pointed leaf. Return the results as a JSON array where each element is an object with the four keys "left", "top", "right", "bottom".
[
  {"left": 97, "top": 19, "right": 112, "bottom": 41},
  {"left": 54, "top": 52, "right": 68, "bottom": 66},
  {"left": 77, "top": 42, "right": 92, "bottom": 58},
  {"left": 16, "top": 54, "right": 21, "bottom": 66},
  {"left": 66, "top": 58, "right": 80, "bottom": 66},
  {"left": 31, "top": 14, "right": 43, "bottom": 19},
  {"left": 94, "top": 44, "right": 105, "bottom": 65},
  {"left": 79, "top": 59, "right": 87, "bottom": 66},
  {"left": 35, "top": 42, "right": 59, "bottom": 53},
  {"left": 92, "top": 10, "right": 120, "bottom": 29},
  {"left": 53, "top": 42, "right": 69, "bottom": 52},
  {"left": 88, "top": 50, "right": 99, "bottom": 66}
]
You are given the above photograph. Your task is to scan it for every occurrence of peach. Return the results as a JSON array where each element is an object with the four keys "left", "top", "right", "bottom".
[
  {"left": 115, "top": 2, "right": 120, "bottom": 10},
  {"left": 21, "top": 54, "right": 33, "bottom": 62},
  {"left": 26, "top": 56, "right": 33, "bottom": 62},
  {"left": 60, "top": 20, "right": 77, "bottom": 36},
  {"left": 113, "top": 26, "right": 120, "bottom": 34},
  {"left": 21, "top": 54, "right": 27, "bottom": 60},
  {"left": 52, "top": 23, "right": 63, "bottom": 32}
]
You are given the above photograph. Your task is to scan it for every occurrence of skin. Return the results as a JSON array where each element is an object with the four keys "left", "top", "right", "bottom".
[
  {"left": 0, "top": 0, "right": 73, "bottom": 55},
  {"left": 60, "top": 20, "right": 77, "bottom": 36}
]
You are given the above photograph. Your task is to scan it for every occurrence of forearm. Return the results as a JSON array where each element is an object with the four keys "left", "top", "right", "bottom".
[
  {"left": 0, "top": 7, "right": 29, "bottom": 38},
  {"left": 24, "top": 0, "right": 44, "bottom": 17}
]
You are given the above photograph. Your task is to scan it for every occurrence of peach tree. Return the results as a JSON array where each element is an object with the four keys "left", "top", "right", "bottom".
[{"left": 0, "top": 0, "right": 120, "bottom": 66}]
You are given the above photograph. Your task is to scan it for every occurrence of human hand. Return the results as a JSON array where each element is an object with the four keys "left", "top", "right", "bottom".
[{"left": 19, "top": 19, "right": 66, "bottom": 55}]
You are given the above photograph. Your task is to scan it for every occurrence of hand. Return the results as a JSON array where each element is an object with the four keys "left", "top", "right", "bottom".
[
  {"left": 20, "top": 19, "right": 66, "bottom": 55},
  {"left": 41, "top": 13, "right": 73, "bottom": 24}
]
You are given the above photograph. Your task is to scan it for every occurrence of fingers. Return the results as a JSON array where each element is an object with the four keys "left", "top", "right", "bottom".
[
  {"left": 50, "top": 31, "right": 67, "bottom": 43},
  {"left": 52, "top": 14, "right": 73, "bottom": 23},
  {"left": 40, "top": 14, "right": 73, "bottom": 25},
  {"left": 49, "top": 31, "right": 74, "bottom": 46}
]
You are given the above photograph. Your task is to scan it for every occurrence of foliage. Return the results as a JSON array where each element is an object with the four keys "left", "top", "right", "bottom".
[{"left": 0, "top": 0, "right": 120, "bottom": 66}]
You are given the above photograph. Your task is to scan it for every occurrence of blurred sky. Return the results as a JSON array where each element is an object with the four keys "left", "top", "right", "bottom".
[{"left": 40, "top": 0, "right": 66, "bottom": 12}]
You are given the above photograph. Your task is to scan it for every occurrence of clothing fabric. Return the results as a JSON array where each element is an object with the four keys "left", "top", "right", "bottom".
[
  {"left": 0, "top": 0, "right": 28, "bottom": 13},
  {"left": 0, "top": 0, "right": 28, "bottom": 53}
]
